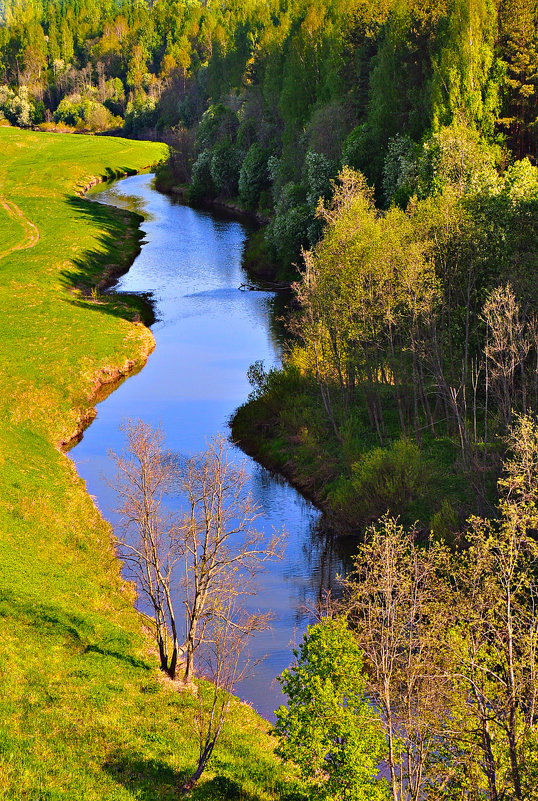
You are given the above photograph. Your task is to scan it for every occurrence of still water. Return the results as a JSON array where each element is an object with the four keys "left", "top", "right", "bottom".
[{"left": 71, "top": 173, "right": 350, "bottom": 721}]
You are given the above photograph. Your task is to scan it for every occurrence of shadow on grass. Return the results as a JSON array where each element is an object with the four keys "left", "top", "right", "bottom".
[
  {"left": 83, "top": 643, "right": 152, "bottom": 670},
  {"left": 100, "top": 166, "right": 139, "bottom": 181},
  {"left": 59, "top": 193, "right": 155, "bottom": 325},
  {"left": 0, "top": 589, "right": 151, "bottom": 671},
  {"left": 103, "top": 753, "right": 178, "bottom": 800},
  {"left": 103, "top": 753, "right": 266, "bottom": 801}
]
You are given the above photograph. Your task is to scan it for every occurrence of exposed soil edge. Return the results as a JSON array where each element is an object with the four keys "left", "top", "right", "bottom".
[
  {"left": 59, "top": 338, "right": 155, "bottom": 452},
  {"left": 58, "top": 169, "right": 157, "bottom": 452}
]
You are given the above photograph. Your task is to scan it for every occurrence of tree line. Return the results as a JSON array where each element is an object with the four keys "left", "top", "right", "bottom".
[
  {"left": 1, "top": 0, "right": 538, "bottom": 266},
  {"left": 289, "top": 138, "right": 538, "bottom": 509}
]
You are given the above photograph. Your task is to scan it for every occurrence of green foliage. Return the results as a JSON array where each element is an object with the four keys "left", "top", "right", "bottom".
[
  {"left": 341, "top": 124, "right": 382, "bottom": 188},
  {"left": 124, "top": 92, "right": 157, "bottom": 134},
  {"left": 503, "top": 157, "right": 538, "bottom": 202},
  {"left": 210, "top": 139, "right": 241, "bottom": 197},
  {"left": 0, "top": 85, "right": 34, "bottom": 127},
  {"left": 382, "top": 134, "right": 418, "bottom": 207},
  {"left": 265, "top": 182, "right": 310, "bottom": 267},
  {"left": 430, "top": 0, "right": 500, "bottom": 135},
  {"left": 196, "top": 104, "right": 239, "bottom": 153},
  {"left": 430, "top": 498, "right": 460, "bottom": 545},
  {"left": 417, "top": 120, "right": 501, "bottom": 197},
  {"left": 274, "top": 618, "right": 388, "bottom": 801},
  {"left": 54, "top": 94, "right": 121, "bottom": 131},
  {"left": 330, "top": 438, "right": 430, "bottom": 525},
  {"left": 239, "top": 143, "right": 269, "bottom": 210},
  {"left": 189, "top": 149, "right": 216, "bottom": 202},
  {"left": 304, "top": 150, "right": 334, "bottom": 209}
]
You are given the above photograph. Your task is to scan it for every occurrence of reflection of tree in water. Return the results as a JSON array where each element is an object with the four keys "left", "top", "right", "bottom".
[
  {"left": 293, "top": 517, "right": 358, "bottom": 626},
  {"left": 90, "top": 184, "right": 150, "bottom": 218},
  {"left": 266, "top": 290, "right": 292, "bottom": 352},
  {"left": 247, "top": 461, "right": 358, "bottom": 627}
]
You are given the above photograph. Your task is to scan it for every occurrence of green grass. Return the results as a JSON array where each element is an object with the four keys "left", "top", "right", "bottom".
[{"left": 0, "top": 128, "right": 295, "bottom": 800}]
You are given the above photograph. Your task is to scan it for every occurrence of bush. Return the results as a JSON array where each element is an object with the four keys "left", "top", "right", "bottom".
[
  {"left": 238, "top": 143, "right": 270, "bottom": 209},
  {"left": 189, "top": 149, "right": 215, "bottom": 201},
  {"left": 430, "top": 499, "right": 460, "bottom": 545},
  {"left": 1, "top": 86, "right": 34, "bottom": 128},
  {"left": 54, "top": 94, "right": 121, "bottom": 131},
  {"left": 329, "top": 438, "right": 429, "bottom": 526}
]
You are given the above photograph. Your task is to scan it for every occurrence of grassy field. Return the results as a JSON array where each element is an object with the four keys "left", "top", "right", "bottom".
[{"left": 0, "top": 128, "right": 294, "bottom": 800}]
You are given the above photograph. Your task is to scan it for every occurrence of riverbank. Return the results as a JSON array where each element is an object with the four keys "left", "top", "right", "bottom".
[
  {"left": 231, "top": 365, "right": 474, "bottom": 538},
  {"left": 0, "top": 129, "right": 294, "bottom": 800}
]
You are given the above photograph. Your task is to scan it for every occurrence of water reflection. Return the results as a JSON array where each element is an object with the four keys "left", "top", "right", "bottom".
[{"left": 73, "top": 174, "right": 354, "bottom": 720}]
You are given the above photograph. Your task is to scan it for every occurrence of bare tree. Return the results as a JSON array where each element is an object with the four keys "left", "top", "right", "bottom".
[
  {"left": 110, "top": 420, "right": 181, "bottom": 679},
  {"left": 181, "top": 597, "right": 270, "bottom": 793},
  {"left": 345, "top": 517, "right": 450, "bottom": 801},
  {"left": 176, "top": 434, "right": 284, "bottom": 683},
  {"left": 483, "top": 283, "right": 530, "bottom": 429},
  {"left": 110, "top": 423, "right": 284, "bottom": 689}
]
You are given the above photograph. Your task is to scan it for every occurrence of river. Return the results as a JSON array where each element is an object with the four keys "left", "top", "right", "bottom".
[{"left": 71, "top": 173, "right": 352, "bottom": 721}]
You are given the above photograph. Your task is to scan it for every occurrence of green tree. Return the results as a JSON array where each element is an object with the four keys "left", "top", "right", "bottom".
[
  {"left": 498, "top": 0, "right": 538, "bottom": 157},
  {"left": 189, "top": 148, "right": 215, "bottom": 201},
  {"left": 274, "top": 617, "right": 388, "bottom": 801},
  {"left": 238, "top": 142, "right": 269, "bottom": 209},
  {"left": 210, "top": 139, "right": 241, "bottom": 197},
  {"left": 430, "top": 0, "right": 500, "bottom": 135}
]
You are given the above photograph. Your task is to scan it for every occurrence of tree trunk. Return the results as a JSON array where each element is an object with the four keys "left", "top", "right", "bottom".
[{"left": 180, "top": 742, "right": 215, "bottom": 794}]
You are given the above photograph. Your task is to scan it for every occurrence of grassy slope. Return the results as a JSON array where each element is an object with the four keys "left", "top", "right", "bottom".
[{"left": 0, "top": 129, "right": 290, "bottom": 801}]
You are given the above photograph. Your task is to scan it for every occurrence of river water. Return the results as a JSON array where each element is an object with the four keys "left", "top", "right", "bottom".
[{"left": 71, "top": 173, "right": 351, "bottom": 720}]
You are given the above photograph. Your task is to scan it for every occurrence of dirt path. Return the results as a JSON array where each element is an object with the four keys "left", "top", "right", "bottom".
[{"left": 0, "top": 195, "right": 40, "bottom": 261}]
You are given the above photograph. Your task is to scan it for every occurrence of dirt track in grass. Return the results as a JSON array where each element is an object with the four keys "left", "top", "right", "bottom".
[{"left": 0, "top": 194, "right": 40, "bottom": 260}]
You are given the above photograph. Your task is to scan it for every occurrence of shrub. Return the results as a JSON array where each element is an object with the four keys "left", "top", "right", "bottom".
[
  {"left": 430, "top": 499, "right": 460, "bottom": 546},
  {"left": 189, "top": 149, "right": 215, "bottom": 201},
  {"left": 239, "top": 143, "right": 270, "bottom": 209},
  {"left": 1, "top": 86, "right": 34, "bottom": 128},
  {"left": 54, "top": 94, "right": 121, "bottom": 131},
  {"left": 329, "top": 438, "right": 429, "bottom": 526}
]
